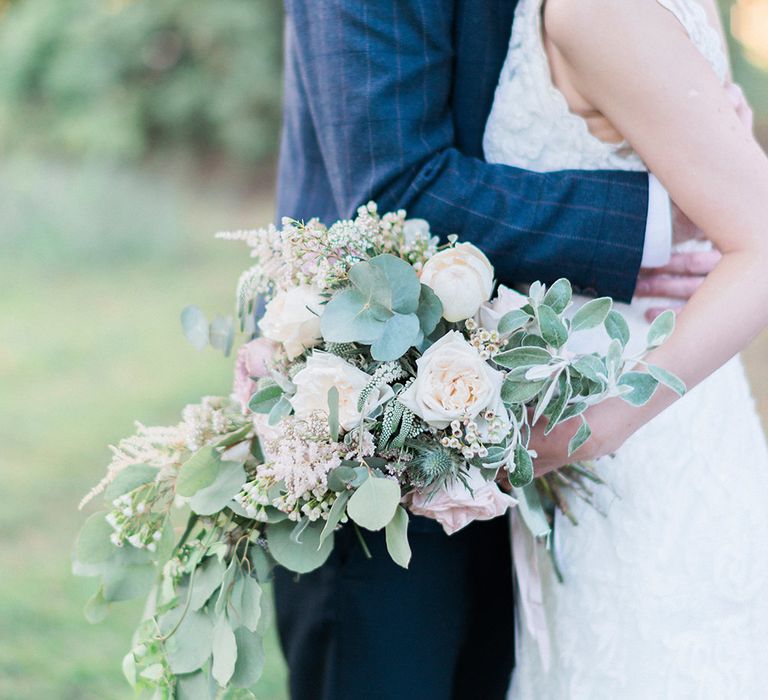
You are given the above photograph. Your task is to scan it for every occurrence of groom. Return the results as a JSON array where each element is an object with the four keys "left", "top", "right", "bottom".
[{"left": 273, "top": 1, "right": 724, "bottom": 699}]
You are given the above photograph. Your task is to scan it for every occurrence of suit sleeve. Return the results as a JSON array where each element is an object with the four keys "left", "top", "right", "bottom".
[{"left": 284, "top": 0, "right": 650, "bottom": 301}]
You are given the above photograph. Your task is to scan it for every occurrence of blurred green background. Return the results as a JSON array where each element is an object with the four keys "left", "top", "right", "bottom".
[{"left": 0, "top": 1, "right": 766, "bottom": 698}]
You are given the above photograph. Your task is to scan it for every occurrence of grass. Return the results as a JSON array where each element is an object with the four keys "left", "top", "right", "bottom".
[
  {"left": 0, "top": 155, "right": 287, "bottom": 699},
  {"left": 0, "top": 153, "right": 766, "bottom": 700}
]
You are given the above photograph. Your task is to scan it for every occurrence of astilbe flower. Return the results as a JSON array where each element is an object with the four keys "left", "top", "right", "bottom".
[{"left": 236, "top": 413, "right": 376, "bottom": 523}]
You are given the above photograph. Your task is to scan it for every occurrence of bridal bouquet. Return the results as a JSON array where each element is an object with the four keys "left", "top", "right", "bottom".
[{"left": 74, "top": 203, "right": 682, "bottom": 697}]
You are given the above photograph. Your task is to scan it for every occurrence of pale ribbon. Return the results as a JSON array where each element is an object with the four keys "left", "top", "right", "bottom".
[{"left": 510, "top": 509, "right": 552, "bottom": 671}]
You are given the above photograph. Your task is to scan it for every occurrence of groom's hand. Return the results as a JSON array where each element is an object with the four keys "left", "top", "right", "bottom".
[
  {"left": 635, "top": 82, "right": 752, "bottom": 322},
  {"left": 635, "top": 245, "right": 721, "bottom": 322}
]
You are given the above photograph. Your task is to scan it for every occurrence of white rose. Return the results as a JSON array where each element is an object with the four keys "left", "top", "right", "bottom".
[
  {"left": 399, "top": 331, "right": 505, "bottom": 429},
  {"left": 408, "top": 466, "right": 516, "bottom": 535},
  {"left": 258, "top": 286, "right": 323, "bottom": 360},
  {"left": 290, "top": 352, "right": 393, "bottom": 432},
  {"left": 477, "top": 284, "right": 528, "bottom": 331},
  {"left": 420, "top": 243, "right": 495, "bottom": 322}
]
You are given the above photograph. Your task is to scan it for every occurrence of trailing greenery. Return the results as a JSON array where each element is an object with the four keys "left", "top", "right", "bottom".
[{"left": 0, "top": 0, "right": 283, "bottom": 162}]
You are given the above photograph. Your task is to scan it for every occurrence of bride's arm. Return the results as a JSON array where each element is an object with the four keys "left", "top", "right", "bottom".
[{"left": 533, "top": 0, "right": 768, "bottom": 471}]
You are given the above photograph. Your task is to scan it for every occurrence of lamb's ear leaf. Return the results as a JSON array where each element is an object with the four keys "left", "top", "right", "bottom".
[
  {"left": 646, "top": 364, "right": 686, "bottom": 397},
  {"left": 618, "top": 371, "right": 660, "bottom": 406},
  {"left": 568, "top": 419, "right": 592, "bottom": 456},
  {"left": 542, "top": 278, "right": 572, "bottom": 314},
  {"left": 647, "top": 310, "right": 676, "bottom": 348},
  {"left": 604, "top": 310, "right": 630, "bottom": 347},
  {"left": 571, "top": 297, "right": 613, "bottom": 331}
]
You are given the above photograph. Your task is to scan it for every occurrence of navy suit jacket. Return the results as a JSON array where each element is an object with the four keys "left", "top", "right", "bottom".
[{"left": 277, "top": 0, "right": 650, "bottom": 302}]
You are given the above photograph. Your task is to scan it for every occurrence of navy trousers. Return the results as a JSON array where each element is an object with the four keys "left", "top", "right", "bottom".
[{"left": 274, "top": 515, "right": 515, "bottom": 700}]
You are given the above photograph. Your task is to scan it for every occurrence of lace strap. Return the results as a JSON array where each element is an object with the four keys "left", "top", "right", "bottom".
[{"left": 655, "top": 0, "right": 729, "bottom": 82}]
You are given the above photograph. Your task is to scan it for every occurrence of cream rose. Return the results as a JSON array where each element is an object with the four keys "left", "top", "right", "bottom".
[
  {"left": 420, "top": 243, "right": 495, "bottom": 322},
  {"left": 477, "top": 284, "right": 528, "bottom": 331},
  {"left": 399, "top": 331, "right": 505, "bottom": 429},
  {"left": 258, "top": 286, "right": 323, "bottom": 360},
  {"left": 408, "top": 466, "right": 516, "bottom": 535},
  {"left": 290, "top": 352, "right": 393, "bottom": 432}
]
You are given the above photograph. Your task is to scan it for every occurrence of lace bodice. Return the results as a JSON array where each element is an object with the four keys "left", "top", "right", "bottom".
[{"left": 483, "top": 0, "right": 729, "bottom": 174}]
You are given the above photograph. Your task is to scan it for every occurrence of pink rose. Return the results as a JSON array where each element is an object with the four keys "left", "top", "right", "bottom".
[
  {"left": 407, "top": 466, "right": 516, "bottom": 535},
  {"left": 477, "top": 285, "right": 528, "bottom": 331},
  {"left": 233, "top": 338, "right": 276, "bottom": 412}
]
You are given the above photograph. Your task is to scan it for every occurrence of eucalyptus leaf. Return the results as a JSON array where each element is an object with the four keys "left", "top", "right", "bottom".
[
  {"left": 320, "top": 490, "right": 351, "bottom": 545},
  {"left": 230, "top": 575, "right": 262, "bottom": 632},
  {"left": 647, "top": 363, "right": 686, "bottom": 397},
  {"left": 212, "top": 615, "right": 238, "bottom": 687},
  {"left": 176, "top": 671, "right": 213, "bottom": 700},
  {"left": 103, "top": 465, "right": 159, "bottom": 502},
  {"left": 368, "top": 254, "right": 422, "bottom": 314},
  {"left": 177, "top": 446, "right": 222, "bottom": 497},
  {"left": 181, "top": 305, "right": 209, "bottom": 351},
  {"left": 160, "top": 608, "right": 214, "bottom": 675},
  {"left": 209, "top": 315, "right": 235, "bottom": 357},
  {"left": 189, "top": 556, "right": 227, "bottom": 611},
  {"left": 267, "top": 519, "right": 334, "bottom": 574},
  {"left": 76, "top": 512, "right": 116, "bottom": 565},
  {"left": 320, "top": 288, "right": 388, "bottom": 344},
  {"left": 571, "top": 297, "right": 612, "bottom": 331},
  {"left": 346, "top": 475, "right": 401, "bottom": 531},
  {"left": 416, "top": 284, "right": 443, "bottom": 336},
  {"left": 230, "top": 628, "right": 265, "bottom": 688},
  {"left": 102, "top": 563, "right": 155, "bottom": 602},
  {"left": 370, "top": 313, "right": 421, "bottom": 361},
  {"left": 84, "top": 587, "right": 109, "bottom": 623},
  {"left": 327, "top": 465, "right": 357, "bottom": 492},
  {"left": 604, "top": 310, "right": 630, "bottom": 347},
  {"left": 268, "top": 395, "right": 293, "bottom": 426},
  {"left": 327, "top": 387, "right": 340, "bottom": 442},
  {"left": 190, "top": 461, "right": 246, "bottom": 516},
  {"left": 347, "top": 259, "right": 392, "bottom": 311},
  {"left": 385, "top": 506, "right": 411, "bottom": 569}
]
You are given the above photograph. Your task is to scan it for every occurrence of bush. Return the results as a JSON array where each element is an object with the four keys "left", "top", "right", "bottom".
[{"left": 0, "top": 0, "right": 284, "bottom": 163}]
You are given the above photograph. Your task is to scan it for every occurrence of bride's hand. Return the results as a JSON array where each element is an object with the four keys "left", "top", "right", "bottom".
[{"left": 529, "top": 398, "right": 638, "bottom": 477}]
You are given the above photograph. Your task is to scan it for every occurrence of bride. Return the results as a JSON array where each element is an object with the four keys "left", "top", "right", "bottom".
[{"left": 483, "top": 0, "right": 768, "bottom": 697}]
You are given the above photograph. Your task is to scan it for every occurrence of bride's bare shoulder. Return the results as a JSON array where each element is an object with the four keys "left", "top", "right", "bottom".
[{"left": 543, "top": 0, "right": 693, "bottom": 49}]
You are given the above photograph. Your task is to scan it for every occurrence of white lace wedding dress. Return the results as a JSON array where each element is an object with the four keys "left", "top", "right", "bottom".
[{"left": 483, "top": 1, "right": 768, "bottom": 698}]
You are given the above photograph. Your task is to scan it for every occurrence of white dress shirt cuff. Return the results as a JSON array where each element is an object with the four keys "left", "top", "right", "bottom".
[{"left": 641, "top": 174, "right": 673, "bottom": 268}]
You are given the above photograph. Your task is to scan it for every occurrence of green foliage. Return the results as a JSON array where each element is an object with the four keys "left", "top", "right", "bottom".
[
  {"left": 321, "top": 254, "right": 443, "bottom": 361},
  {"left": 346, "top": 475, "right": 401, "bottom": 531},
  {"left": 266, "top": 519, "right": 334, "bottom": 574},
  {"left": 384, "top": 506, "right": 411, "bottom": 569},
  {"left": 0, "top": 0, "right": 283, "bottom": 163}
]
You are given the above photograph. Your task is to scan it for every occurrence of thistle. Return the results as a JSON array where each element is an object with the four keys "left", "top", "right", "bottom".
[{"left": 408, "top": 443, "right": 463, "bottom": 489}]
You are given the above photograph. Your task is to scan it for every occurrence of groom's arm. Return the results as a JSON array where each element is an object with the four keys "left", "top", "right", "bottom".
[{"left": 283, "top": 0, "right": 651, "bottom": 302}]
